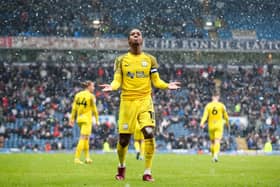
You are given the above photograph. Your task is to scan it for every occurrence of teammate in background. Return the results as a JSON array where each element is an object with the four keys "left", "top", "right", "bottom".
[
  {"left": 69, "top": 80, "right": 99, "bottom": 164},
  {"left": 100, "top": 28, "right": 181, "bottom": 182},
  {"left": 200, "top": 90, "right": 229, "bottom": 162},
  {"left": 134, "top": 123, "right": 144, "bottom": 160}
]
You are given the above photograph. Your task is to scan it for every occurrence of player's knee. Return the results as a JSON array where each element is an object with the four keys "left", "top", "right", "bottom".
[
  {"left": 214, "top": 139, "right": 221, "bottom": 144},
  {"left": 80, "top": 135, "right": 89, "bottom": 140},
  {"left": 118, "top": 135, "right": 130, "bottom": 147},
  {"left": 119, "top": 139, "right": 129, "bottom": 147},
  {"left": 142, "top": 127, "right": 154, "bottom": 139}
]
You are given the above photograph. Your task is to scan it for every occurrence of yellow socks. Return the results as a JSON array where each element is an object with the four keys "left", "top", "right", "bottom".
[
  {"left": 213, "top": 143, "right": 220, "bottom": 157},
  {"left": 117, "top": 142, "right": 128, "bottom": 166},
  {"left": 144, "top": 138, "right": 155, "bottom": 169},
  {"left": 210, "top": 144, "right": 214, "bottom": 156},
  {"left": 140, "top": 141, "right": 145, "bottom": 158},
  {"left": 84, "top": 139, "right": 90, "bottom": 159},
  {"left": 75, "top": 139, "right": 85, "bottom": 160}
]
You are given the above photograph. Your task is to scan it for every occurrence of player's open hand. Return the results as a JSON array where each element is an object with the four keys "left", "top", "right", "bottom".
[
  {"left": 69, "top": 120, "right": 75, "bottom": 127},
  {"left": 200, "top": 123, "right": 205, "bottom": 129},
  {"left": 99, "top": 84, "right": 113, "bottom": 92},
  {"left": 168, "top": 81, "right": 181, "bottom": 90}
]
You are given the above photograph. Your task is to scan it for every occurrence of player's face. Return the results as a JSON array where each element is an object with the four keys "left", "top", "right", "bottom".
[
  {"left": 213, "top": 95, "right": 220, "bottom": 101},
  {"left": 88, "top": 82, "right": 95, "bottom": 92},
  {"left": 128, "top": 29, "right": 143, "bottom": 46}
]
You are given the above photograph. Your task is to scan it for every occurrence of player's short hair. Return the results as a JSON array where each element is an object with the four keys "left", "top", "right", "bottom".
[
  {"left": 81, "top": 80, "right": 93, "bottom": 88},
  {"left": 212, "top": 90, "right": 220, "bottom": 97},
  {"left": 127, "top": 28, "right": 142, "bottom": 39}
]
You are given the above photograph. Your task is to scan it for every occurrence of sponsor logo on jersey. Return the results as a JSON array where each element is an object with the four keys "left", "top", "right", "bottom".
[
  {"left": 127, "top": 71, "right": 134, "bottom": 78},
  {"left": 136, "top": 71, "right": 146, "bottom": 78}
]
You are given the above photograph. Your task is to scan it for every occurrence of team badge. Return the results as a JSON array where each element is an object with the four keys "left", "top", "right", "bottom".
[{"left": 141, "top": 61, "right": 148, "bottom": 67}]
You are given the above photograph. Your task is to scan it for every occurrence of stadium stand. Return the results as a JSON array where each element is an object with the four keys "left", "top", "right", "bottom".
[
  {"left": 0, "top": 0, "right": 279, "bottom": 153},
  {"left": 0, "top": 61, "right": 279, "bottom": 152},
  {"left": 0, "top": 0, "right": 279, "bottom": 40}
]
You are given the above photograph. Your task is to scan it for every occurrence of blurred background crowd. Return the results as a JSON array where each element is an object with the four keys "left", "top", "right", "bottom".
[
  {"left": 1, "top": 0, "right": 280, "bottom": 40},
  {"left": 0, "top": 61, "right": 279, "bottom": 152},
  {"left": 0, "top": 0, "right": 280, "bottom": 153}
]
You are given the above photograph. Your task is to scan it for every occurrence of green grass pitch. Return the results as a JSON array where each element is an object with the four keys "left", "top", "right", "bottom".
[{"left": 0, "top": 152, "right": 279, "bottom": 187}]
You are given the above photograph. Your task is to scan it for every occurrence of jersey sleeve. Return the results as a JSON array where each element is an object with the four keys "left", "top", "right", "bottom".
[
  {"left": 223, "top": 104, "right": 229, "bottom": 126},
  {"left": 70, "top": 95, "right": 77, "bottom": 121},
  {"left": 91, "top": 95, "right": 99, "bottom": 124},
  {"left": 200, "top": 104, "right": 209, "bottom": 125},
  {"left": 110, "top": 57, "right": 122, "bottom": 90},
  {"left": 150, "top": 55, "right": 168, "bottom": 89}
]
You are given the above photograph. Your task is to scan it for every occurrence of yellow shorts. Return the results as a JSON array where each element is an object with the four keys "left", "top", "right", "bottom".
[
  {"left": 118, "top": 96, "right": 155, "bottom": 134},
  {"left": 208, "top": 125, "right": 223, "bottom": 140},
  {"left": 134, "top": 123, "right": 144, "bottom": 140},
  {"left": 78, "top": 122, "right": 92, "bottom": 136}
]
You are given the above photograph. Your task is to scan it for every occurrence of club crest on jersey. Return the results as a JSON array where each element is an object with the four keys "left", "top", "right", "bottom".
[{"left": 141, "top": 61, "right": 148, "bottom": 67}]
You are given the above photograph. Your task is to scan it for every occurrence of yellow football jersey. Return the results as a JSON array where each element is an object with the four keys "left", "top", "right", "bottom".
[
  {"left": 200, "top": 101, "right": 229, "bottom": 128},
  {"left": 70, "top": 90, "right": 99, "bottom": 124},
  {"left": 110, "top": 52, "right": 168, "bottom": 100}
]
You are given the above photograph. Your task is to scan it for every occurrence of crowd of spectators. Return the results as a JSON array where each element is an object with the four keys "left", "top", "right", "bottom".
[
  {"left": 1, "top": 0, "right": 280, "bottom": 39},
  {"left": 154, "top": 63, "right": 280, "bottom": 151},
  {"left": 0, "top": 60, "right": 279, "bottom": 152}
]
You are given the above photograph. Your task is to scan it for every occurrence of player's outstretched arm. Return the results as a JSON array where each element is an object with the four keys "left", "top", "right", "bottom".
[
  {"left": 99, "top": 84, "right": 113, "bottom": 92},
  {"left": 69, "top": 119, "right": 75, "bottom": 127},
  {"left": 96, "top": 121, "right": 100, "bottom": 126},
  {"left": 168, "top": 81, "right": 181, "bottom": 90},
  {"left": 199, "top": 123, "right": 205, "bottom": 129}
]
